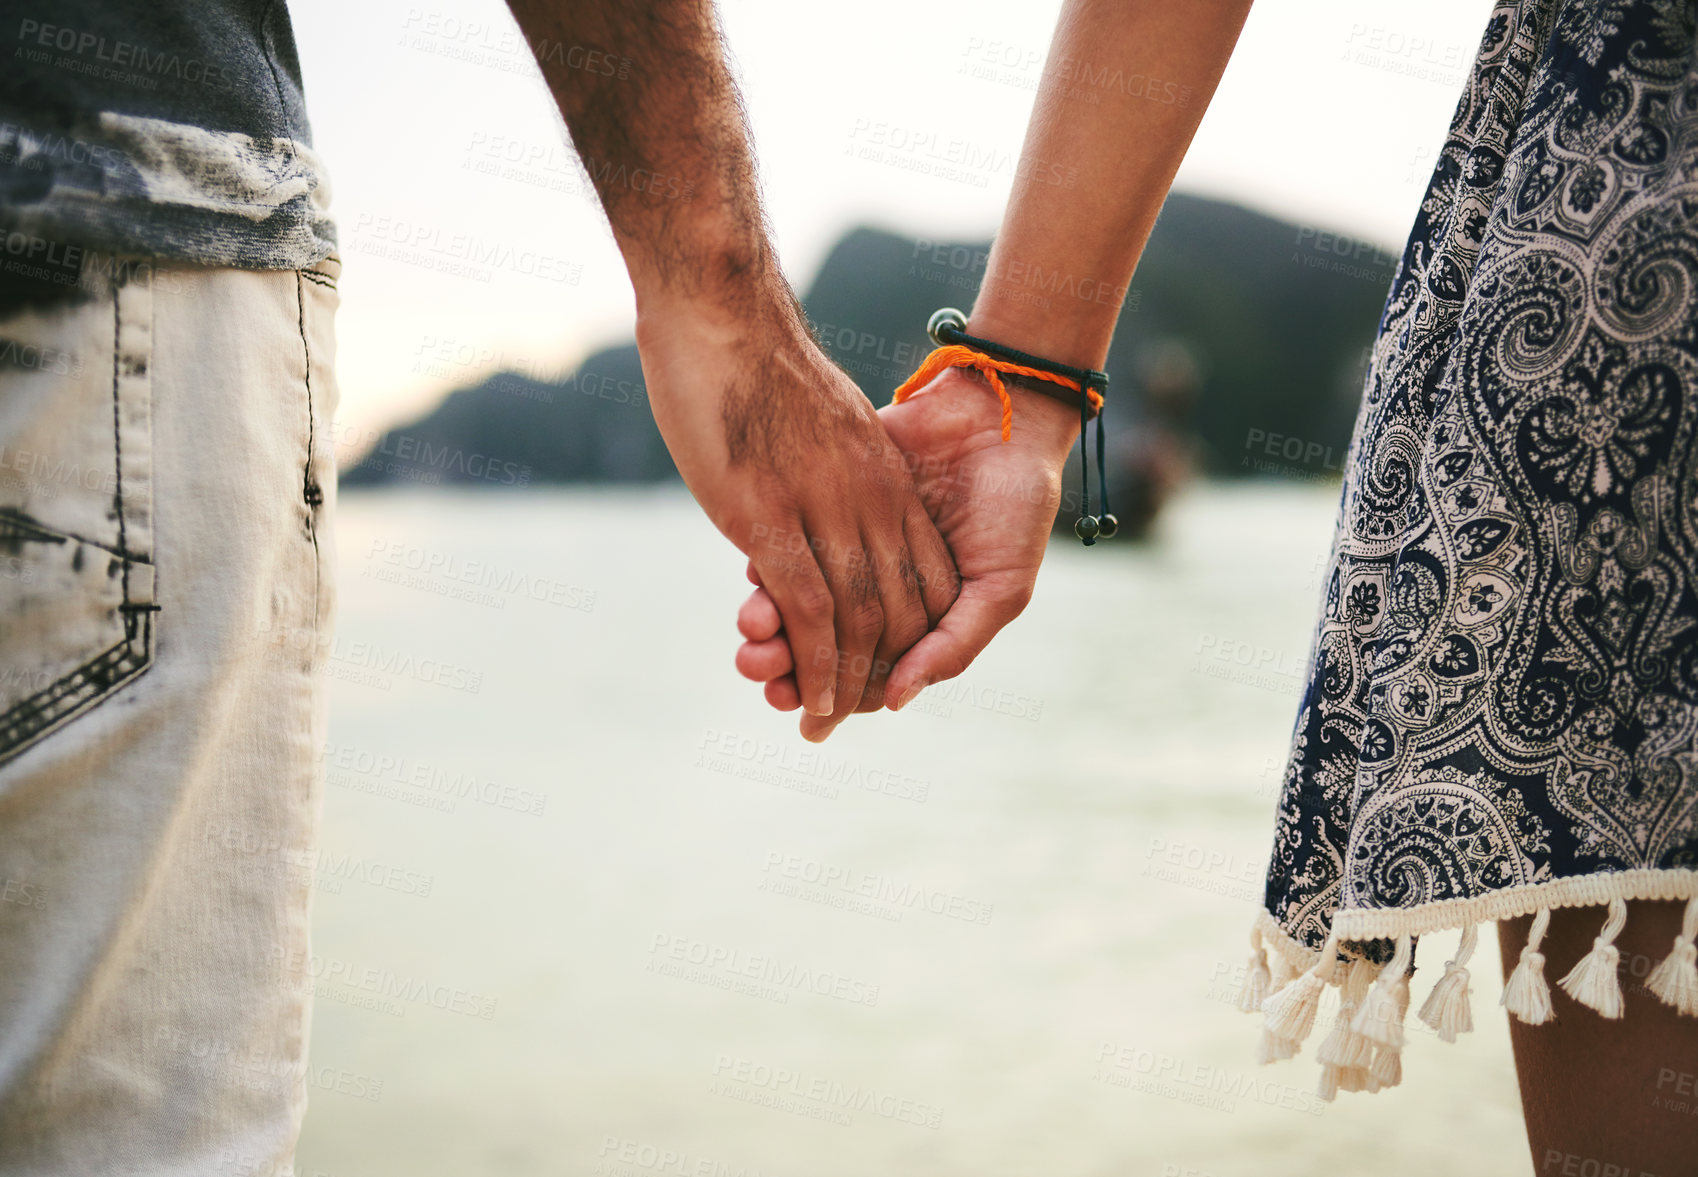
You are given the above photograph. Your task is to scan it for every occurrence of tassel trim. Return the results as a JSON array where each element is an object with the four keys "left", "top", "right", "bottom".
[
  {"left": 1501, "top": 908, "right": 1554, "bottom": 1025},
  {"left": 1315, "top": 955, "right": 1377, "bottom": 1101},
  {"left": 1645, "top": 894, "right": 1698, "bottom": 1017},
  {"left": 1238, "top": 925, "right": 1272, "bottom": 1014},
  {"left": 1248, "top": 876, "right": 1698, "bottom": 1099},
  {"left": 1557, "top": 897, "right": 1628, "bottom": 1019},
  {"left": 1350, "top": 933, "right": 1412, "bottom": 1050},
  {"left": 1417, "top": 924, "right": 1477, "bottom": 1043},
  {"left": 1259, "top": 929, "right": 1341, "bottom": 1057}
]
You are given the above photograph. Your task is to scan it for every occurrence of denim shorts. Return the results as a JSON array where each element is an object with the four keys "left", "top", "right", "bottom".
[{"left": 0, "top": 251, "right": 340, "bottom": 1174}]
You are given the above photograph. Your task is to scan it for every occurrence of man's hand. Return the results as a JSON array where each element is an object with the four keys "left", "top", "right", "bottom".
[
  {"left": 502, "top": 0, "right": 960, "bottom": 725},
  {"left": 641, "top": 295, "right": 959, "bottom": 725},
  {"left": 734, "top": 368, "right": 1079, "bottom": 737}
]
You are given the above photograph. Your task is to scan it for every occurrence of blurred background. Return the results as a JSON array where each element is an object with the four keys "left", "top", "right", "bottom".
[{"left": 287, "top": 0, "right": 1532, "bottom": 1173}]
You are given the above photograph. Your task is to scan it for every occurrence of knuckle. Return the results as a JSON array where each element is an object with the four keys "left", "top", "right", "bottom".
[
  {"left": 789, "top": 579, "right": 834, "bottom": 627},
  {"left": 845, "top": 603, "right": 884, "bottom": 646}
]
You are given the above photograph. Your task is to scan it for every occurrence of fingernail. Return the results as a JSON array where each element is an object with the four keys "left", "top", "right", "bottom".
[
  {"left": 808, "top": 687, "right": 835, "bottom": 718},
  {"left": 892, "top": 681, "right": 925, "bottom": 712}
]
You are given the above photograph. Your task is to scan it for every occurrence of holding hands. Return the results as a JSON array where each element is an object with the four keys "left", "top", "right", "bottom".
[
  {"left": 733, "top": 364, "right": 1083, "bottom": 741},
  {"left": 505, "top": 0, "right": 1252, "bottom": 744}
]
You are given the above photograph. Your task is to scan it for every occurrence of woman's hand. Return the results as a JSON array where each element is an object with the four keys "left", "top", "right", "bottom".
[{"left": 732, "top": 366, "right": 1080, "bottom": 739}]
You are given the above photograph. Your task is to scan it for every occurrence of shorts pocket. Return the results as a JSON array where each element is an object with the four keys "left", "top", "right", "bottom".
[{"left": 0, "top": 263, "right": 156, "bottom": 766}]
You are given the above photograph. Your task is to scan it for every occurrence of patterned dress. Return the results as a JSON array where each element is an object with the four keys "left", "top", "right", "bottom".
[{"left": 1249, "top": 0, "right": 1698, "bottom": 1095}]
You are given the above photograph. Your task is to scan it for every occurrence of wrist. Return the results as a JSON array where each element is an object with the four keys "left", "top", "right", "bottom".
[
  {"left": 633, "top": 250, "right": 807, "bottom": 355},
  {"left": 942, "top": 367, "right": 1081, "bottom": 460},
  {"left": 942, "top": 312, "right": 1097, "bottom": 460},
  {"left": 1006, "top": 382, "right": 1085, "bottom": 459},
  {"left": 624, "top": 214, "right": 794, "bottom": 318},
  {"left": 963, "top": 303, "right": 1113, "bottom": 375}
]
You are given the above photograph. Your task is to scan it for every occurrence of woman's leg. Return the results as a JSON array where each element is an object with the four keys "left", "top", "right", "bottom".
[{"left": 1497, "top": 900, "right": 1698, "bottom": 1177}]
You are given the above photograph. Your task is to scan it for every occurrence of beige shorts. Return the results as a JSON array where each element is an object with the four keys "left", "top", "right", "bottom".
[{"left": 0, "top": 253, "right": 340, "bottom": 1174}]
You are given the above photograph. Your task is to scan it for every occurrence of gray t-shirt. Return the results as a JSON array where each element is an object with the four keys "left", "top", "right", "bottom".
[{"left": 0, "top": 0, "right": 334, "bottom": 293}]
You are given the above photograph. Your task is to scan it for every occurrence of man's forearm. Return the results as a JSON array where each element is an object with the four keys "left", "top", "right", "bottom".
[
  {"left": 505, "top": 0, "right": 791, "bottom": 323},
  {"left": 972, "top": 0, "right": 1255, "bottom": 425}
]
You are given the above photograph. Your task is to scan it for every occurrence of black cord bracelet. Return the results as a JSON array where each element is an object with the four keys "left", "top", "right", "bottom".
[{"left": 924, "top": 308, "right": 1117, "bottom": 546}]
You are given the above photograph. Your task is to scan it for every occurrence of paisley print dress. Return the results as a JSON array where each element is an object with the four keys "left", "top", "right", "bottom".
[{"left": 1249, "top": 0, "right": 1698, "bottom": 1092}]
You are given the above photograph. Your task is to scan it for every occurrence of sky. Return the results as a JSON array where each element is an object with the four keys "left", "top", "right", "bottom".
[{"left": 289, "top": 0, "right": 1493, "bottom": 444}]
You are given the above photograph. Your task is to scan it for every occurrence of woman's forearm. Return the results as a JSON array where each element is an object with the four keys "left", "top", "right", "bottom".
[{"left": 971, "top": 0, "right": 1255, "bottom": 388}]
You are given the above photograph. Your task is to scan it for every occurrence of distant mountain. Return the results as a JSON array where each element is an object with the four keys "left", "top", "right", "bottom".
[{"left": 341, "top": 193, "right": 1394, "bottom": 498}]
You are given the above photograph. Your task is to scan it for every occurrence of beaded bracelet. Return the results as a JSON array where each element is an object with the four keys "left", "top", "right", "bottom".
[{"left": 892, "top": 307, "right": 1117, "bottom": 545}]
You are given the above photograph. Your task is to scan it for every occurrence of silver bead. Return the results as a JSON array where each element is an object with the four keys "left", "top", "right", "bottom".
[{"left": 927, "top": 307, "right": 968, "bottom": 346}]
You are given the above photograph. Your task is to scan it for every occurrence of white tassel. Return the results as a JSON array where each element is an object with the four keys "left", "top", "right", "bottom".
[
  {"left": 1501, "top": 908, "right": 1554, "bottom": 1025},
  {"left": 1417, "top": 924, "right": 1477, "bottom": 1043},
  {"left": 1316, "top": 1062, "right": 1340, "bottom": 1102},
  {"left": 1315, "top": 956, "right": 1377, "bottom": 1101},
  {"left": 1270, "top": 951, "right": 1298, "bottom": 991},
  {"left": 1261, "top": 932, "right": 1341, "bottom": 1055},
  {"left": 1558, "top": 897, "right": 1628, "bottom": 1019},
  {"left": 1645, "top": 895, "right": 1698, "bottom": 1017},
  {"left": 1256, "top": 1025, "right": 1297, "bottom": 1064},
  {"left": 1350, "top": 934, "right": 1413, "bottom": 1050},
  {"left": 1367, "top": 970, "right": 1411, "bottom": 1090},
  {"left": 1239, "top": 926, "right": 1272, "bottom": 1014},
  {"left": 1368, "top": 1040, "right": 1402, "bottom": 1088},
  {"left": 1316, "top": 956, "right": 1378, "bottom": 1070},
  {"left": 1337, "top": 1064, "right": 1374, "bottom": 1093}
]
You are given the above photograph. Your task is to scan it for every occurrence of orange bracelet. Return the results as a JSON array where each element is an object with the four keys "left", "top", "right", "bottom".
[
  {"left": 891, "top": 308, "right": 1117, "bottom": 544},
  {"left": 891, "top": 343, "right": 1106, "bottom": 443}
]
